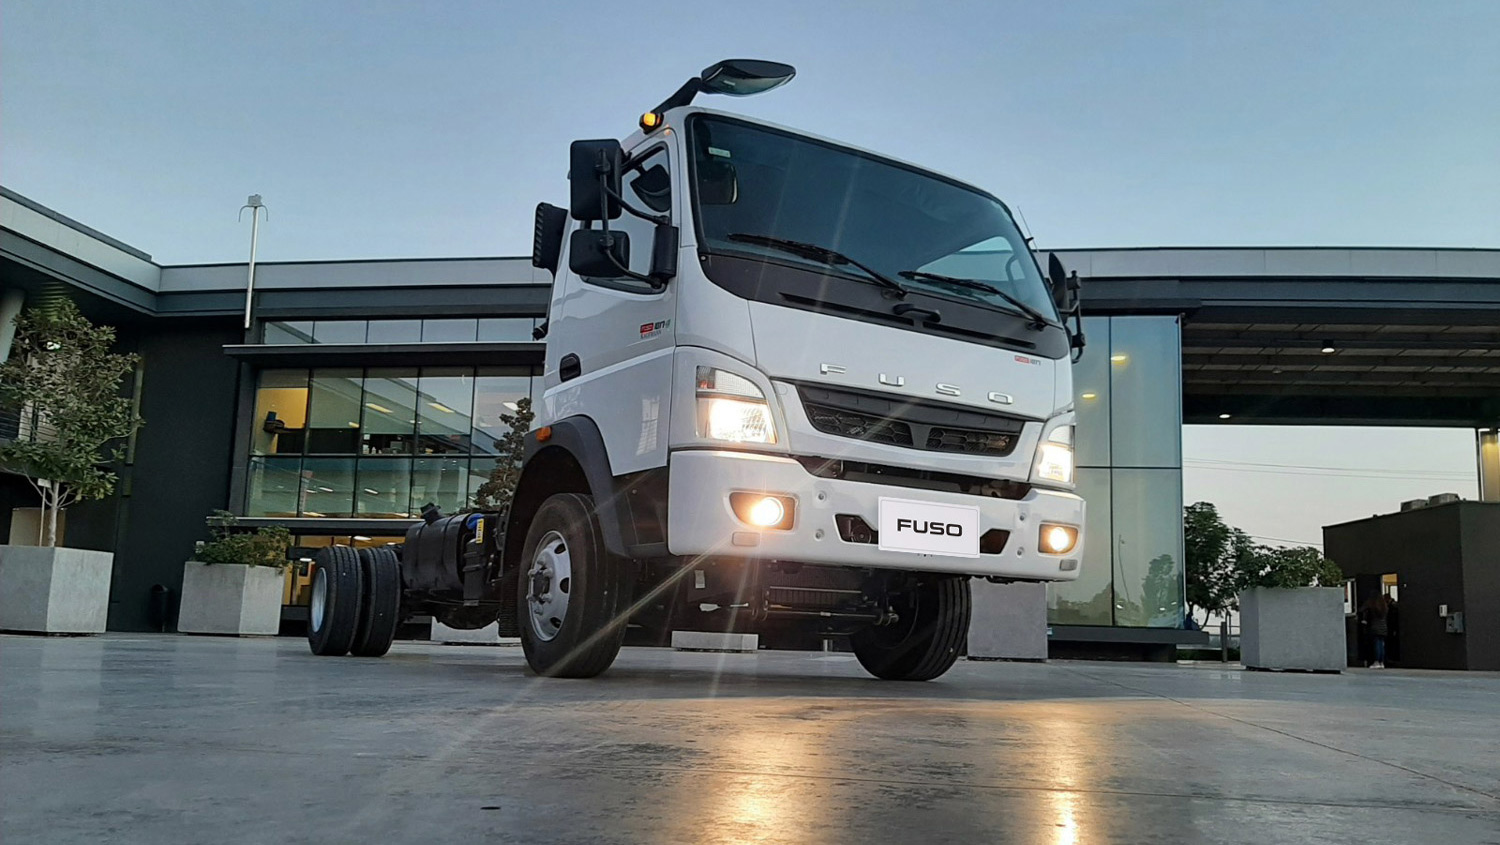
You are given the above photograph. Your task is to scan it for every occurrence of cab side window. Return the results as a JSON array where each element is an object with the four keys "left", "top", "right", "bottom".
[{"left": 582, "top": 146, "right": 670, "bottom": 292}]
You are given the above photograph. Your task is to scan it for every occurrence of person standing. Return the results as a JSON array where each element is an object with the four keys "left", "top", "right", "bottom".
[{"left": 1361, "top": 595, "right": 1391, "bottom": 669}]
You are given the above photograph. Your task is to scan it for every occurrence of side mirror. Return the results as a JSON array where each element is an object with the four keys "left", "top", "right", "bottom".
[
  {"left": 569, "top": 139, "right": 623, "bottom": 221},
  {"left": 650, "top": 222, "right": 679, "bottom": 283},
  {"left": 569, "top": 229, "right": 630, "bottom": 278},
  {"left": 698, "top": 159, "right": 738, "bottom": 205},
  {"left": 532, "top": 203, "right": 568, "bottom": 276},
  {"left": 1047, "top": 253, "right": 1078, "bottom": 313}
]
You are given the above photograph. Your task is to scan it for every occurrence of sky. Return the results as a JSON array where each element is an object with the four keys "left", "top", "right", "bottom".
[{"left": 2, "top": 0, "right": 1492, "bottom": 544}]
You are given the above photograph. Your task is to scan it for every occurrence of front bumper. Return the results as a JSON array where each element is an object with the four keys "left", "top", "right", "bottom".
[{"left": 666, "top": 450, "right": 1084, "bottom": 580}]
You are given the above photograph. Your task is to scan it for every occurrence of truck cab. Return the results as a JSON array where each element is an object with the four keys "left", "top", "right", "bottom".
[{"left": 514, "top": 59, "right": 1086, "bottom": 679}]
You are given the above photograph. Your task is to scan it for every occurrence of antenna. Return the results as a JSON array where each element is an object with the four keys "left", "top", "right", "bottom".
[
  {"left": 1014, "top": 206, "right": 1036, "bottom": 247},
  {"left": 238, "top": 195, "right": 268, "bottom": 331}
]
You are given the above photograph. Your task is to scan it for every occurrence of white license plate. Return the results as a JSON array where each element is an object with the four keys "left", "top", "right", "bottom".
[{"left": 877, "top": 497, "right": 981, "bottom": 559}]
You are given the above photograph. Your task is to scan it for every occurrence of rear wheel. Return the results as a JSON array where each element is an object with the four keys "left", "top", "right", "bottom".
[
  {"left": 308, "top": 546, "right": 363, "bottom": 656},
  {"left": 350, "top": 547, "right": 402, "bottom": 657},
  {"left": 517, "top": 493, "right": 631, "bottom": 678},
  {"left": 852, "top": 575, "right": 970, "bottom": 681}
]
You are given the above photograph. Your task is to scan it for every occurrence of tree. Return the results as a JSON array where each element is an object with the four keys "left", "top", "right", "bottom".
[
  {"left": 0, "top": 301, "right": 141, "bottom": 546},
  {"left": 1235, "top": 544, "right": 1343, "bottom": 591},
  {"left": 472, "top": 396, "right": 534, "bottom": 512},
  {"left": 1183, "top": 501, "right": 1251, "bottom": 625}
]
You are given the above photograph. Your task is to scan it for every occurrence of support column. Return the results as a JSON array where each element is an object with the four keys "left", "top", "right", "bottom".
[
  {"left": 1480, "top": 428, "right": 1500, "bottom": 503},
  {"left": 0, "top": 286, "right": 25, "bottom": 363}
]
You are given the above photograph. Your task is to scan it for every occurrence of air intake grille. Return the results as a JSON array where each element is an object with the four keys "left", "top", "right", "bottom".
[
  {"left": 799, "top": 384, "right": 1023, "bottom": 457},
  {"left": 804, "top": 404, "right": 914, "bottom": 447}
]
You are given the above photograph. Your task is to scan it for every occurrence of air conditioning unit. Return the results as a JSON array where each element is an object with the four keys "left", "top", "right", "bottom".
[
  {"left": 1427, "top": 493, "right": 1461, "bottom": 507},
  {"left": 1399, "top": 498, "right": 1428, "bottom": 512}
]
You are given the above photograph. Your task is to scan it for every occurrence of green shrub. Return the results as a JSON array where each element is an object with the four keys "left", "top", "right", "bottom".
[{"left": 195, "top": 511, "right": 292, "bottom": 569}]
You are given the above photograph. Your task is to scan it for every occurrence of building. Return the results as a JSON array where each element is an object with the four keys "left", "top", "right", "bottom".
[
  {"left": 1325, "top": 500, "right": 1500, "bottom": 671},
  {"left": 4, "top": 186, "right": 1499, "bottom": 654}
]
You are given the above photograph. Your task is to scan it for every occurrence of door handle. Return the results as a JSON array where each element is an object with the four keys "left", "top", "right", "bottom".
[{"left": 560, "top": 353, "right": 581, "bottom": 382}]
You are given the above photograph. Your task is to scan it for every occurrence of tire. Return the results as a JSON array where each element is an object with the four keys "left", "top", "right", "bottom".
[
  {"left": 350, "top": 547, "right": 402, "bottom": 657},
  {"left": 308, "top": 545, "right": 363, "bottom": 656},
  {"left": 852, "top": 575, "right": 971, "bottom": 681},
  {"left": 517, "top": 493, "right": 632, "bottom": 678}
]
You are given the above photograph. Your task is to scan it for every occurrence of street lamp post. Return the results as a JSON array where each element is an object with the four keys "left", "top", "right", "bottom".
[{"left": 239, "top": 195, "right": 267, "bottom": 332}]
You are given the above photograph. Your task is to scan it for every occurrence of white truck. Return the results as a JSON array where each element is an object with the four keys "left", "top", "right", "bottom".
[{"left": 305, "top": 59, "right": 1087, "bottom": 681}]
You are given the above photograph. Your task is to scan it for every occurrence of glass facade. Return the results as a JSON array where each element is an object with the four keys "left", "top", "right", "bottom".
[
  {"left": 245, "top": 367, "right": 537, "bottom": 518},
  {"left": 262, "top": 318, "right": 539, "bottom": 345},
  {"left": 1048, "top": 316, "right": 1186, "bottom": 628}
]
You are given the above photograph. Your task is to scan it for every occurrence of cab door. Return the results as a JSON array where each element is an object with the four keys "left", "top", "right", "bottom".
[{"left": 542, "top": 143, "right": 679, "bottom": 475}]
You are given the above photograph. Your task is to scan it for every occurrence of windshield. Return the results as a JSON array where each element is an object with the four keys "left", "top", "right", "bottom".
[{"left": 688, "top": 114, "right": 1058, "bottom": 320}]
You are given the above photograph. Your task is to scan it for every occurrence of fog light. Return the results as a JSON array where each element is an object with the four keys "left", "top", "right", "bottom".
[
  {"left": 1040, "top": 523, "right": 1078, "bottom": 554},
  {"left": 729, "top": 492, "right": 795, "bottom": 530},
  {"left": 749, "top": 497, "right": 784, "bottom": 526}
]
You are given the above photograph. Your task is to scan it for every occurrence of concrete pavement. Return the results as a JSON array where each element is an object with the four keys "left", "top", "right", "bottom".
[{"left": 2, "top": 634, "right": 1497, "bottom": 844}]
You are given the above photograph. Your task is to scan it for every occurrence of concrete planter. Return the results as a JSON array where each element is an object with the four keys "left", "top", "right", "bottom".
[
  {"left": 967, "top": 581, "right": 1048, "bottom": 661},
  {"left": 1239, "top": 586, "right": 1346, "bottom": 672},
  {"left": 177, "top": 562, "right": 284, "bottom": 636},
  {"left": 0, "top": 545, "right": 113, "bottom": 634},
  {"left": 430, "top": 618, "right": 519, "bottom": 645}
]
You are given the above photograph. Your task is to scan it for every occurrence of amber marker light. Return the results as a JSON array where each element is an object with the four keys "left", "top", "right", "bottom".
[
  {"left": 640, "top": 111, "right": 664, "bottom": 132},
  {"left": 535, "top": 426, "right": 553, "bottom": 443}
]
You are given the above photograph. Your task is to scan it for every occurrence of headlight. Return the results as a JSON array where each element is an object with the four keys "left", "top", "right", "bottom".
[
  {"left": 1033, "top": 424, "right": 1074, "bottom": 485},
  {"left": 697, "top": 367, "right": 777, "bottom": 444}
]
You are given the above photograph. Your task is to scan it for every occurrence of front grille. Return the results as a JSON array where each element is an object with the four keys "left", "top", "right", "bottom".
[
  {"left": 804, "top": 403, "right": 914, "bottom": 447},
  {"left": 798, "top": 384, "right": 1023, "bottom": 457},
  {"left": 797, "top": 456, "right": 1031, "bottom": 501},
  {"left": 926, "top": 426, "right": 1016, "bottom": 456}
]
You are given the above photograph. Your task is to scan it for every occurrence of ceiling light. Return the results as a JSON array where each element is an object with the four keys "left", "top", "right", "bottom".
[
  {"left": 353, "top": 535, "right": 371, "bottom": 541},
  {"left": 366, "top": 403, "right": 393, "bottom": 414},
  {"left": 428, "top": 402, "right": 456, "bottom": 414},
  {"left": 503, "top": 401, "right": 520, "bottom": 411},
  {"left": 1320, "top": 342, "right": 1336, "bottom": 354},
  {"left": 1080, "top": 392, "right": 1098, "bottom": 400},
  {"left": 1109, "top": 354, "right": 1128, "bottom": 363},
  {"left": 363, "top": 488, "right": 380, "bottom": 495},
  {"left": 347, "top": 421, "right": 361, "bottom": 427},
  {"left": 1219, "top": 413, "right": 1232, "bottom": 420}
]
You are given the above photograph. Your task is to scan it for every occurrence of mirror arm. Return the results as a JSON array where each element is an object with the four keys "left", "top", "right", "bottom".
[
  {"left": 653, "top": 77, "right": 703, "bottom": 113},
  {"left": 602, "top": 184, "right": 670, "bottom": 226}
]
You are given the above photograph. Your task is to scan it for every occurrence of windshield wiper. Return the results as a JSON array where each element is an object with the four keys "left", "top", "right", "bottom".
[
  {"left": 898, "top": 270, "right": 1053, "bottom": 330},
  {"left": 725, "top": 233, "right": 908, "bottom": 298}
]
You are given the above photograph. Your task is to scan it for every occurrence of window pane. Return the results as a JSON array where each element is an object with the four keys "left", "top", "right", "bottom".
[
  {"left": 306, "top": 369, "right": 364, "bottom": 453},
  {"left": 412, "top": 457, "right": 468, "bottom": 516},
  {"left": 360, "top": 369, "right": 418, "bottom": 455},
  {"left": 1109, "top": 316, "right": 1182, "bottom": 468},
  {"left": 1047, "top": 468, "right": 1113, "bottom": 626},
  {"left": 366, "top": 320, "right": 422, "bottom": 344},
  {"left": 299, "top": 458, "right": 356, "bottom": 518},
  {"left": 421, "top": 319, "right": 478, "bottom": 342},
  {"left": 1074, "top": 317, "right": 1110, "bottom": 468},
  {"left": 477, "top": 318, "right": 537, "bottom": 342},
  {"left": 312, "top": 320, "right": 368, "bottom": 344},
  {"left": 356, "top": 458, "right": 412, "bottom": 518},
  {"left": 246, "top": 457, "right": 303, "bottom": 517},
  {"left": 1110, "top": 468, "right": 1184, "bottom": 628},
  {"left": 251, "top": 370, "right": 309, "bottom": 456},
  {"left": 416, "top": 368, "right": 474, "bottom": 454},
  {"left": 264, "top": 321, "right": 313, "bottom": 344},
  {"left": 471, "top": 375, "right": 530, "bottom": 455}
]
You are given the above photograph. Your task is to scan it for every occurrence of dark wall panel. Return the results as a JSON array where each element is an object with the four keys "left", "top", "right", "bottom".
[
  {"left": 1325, "top": 505, "right": 1468, "bottom": 670},
  {"left": 1460, "top": 505, "right": 1500, "bottom": 671},
  {"left": 107, "top": 320, "right": 242, "bottom": 630}
]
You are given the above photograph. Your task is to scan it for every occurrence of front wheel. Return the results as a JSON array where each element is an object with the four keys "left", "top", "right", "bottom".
[
  {"left": 852, "top": 575, "right": 970, "bottom": 681},
  {"left": 517, "top": 493, "right": 632, "bottom": 678}
]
